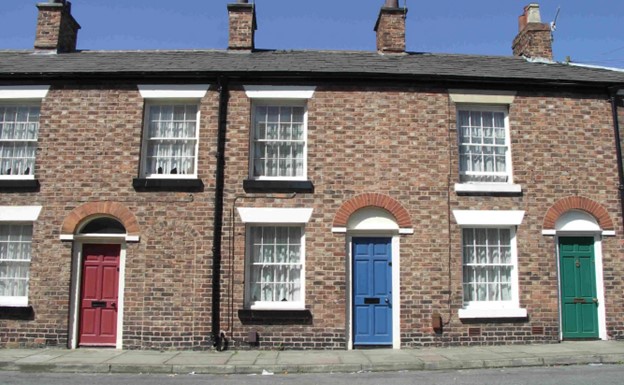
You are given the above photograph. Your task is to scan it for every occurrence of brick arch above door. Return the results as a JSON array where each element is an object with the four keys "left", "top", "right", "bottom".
[
  {"left": 61, "top": 201, "right": 140, "bottom": 236},
  {"left": 333, "top": 193, "right": 412, "bottom": 229},
  {"left": 543, "top": 196, "right": 614, "bottom": 231}
]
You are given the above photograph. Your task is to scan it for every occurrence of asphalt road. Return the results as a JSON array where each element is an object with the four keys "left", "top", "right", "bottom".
[{"left": 2, "top": 365, "right": 623, "bottom": 385}]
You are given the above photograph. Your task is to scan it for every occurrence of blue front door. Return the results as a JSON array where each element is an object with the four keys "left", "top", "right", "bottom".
[{"left": 353, "top": 237, "right": 393, "bottom": 346}]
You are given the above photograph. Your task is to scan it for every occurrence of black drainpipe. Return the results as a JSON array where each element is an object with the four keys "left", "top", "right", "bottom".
[
  {"left": 212, "top": 76, "right": 229, "bottom": 350},
  {"left": 609, "top": 86, "right": 624, "bottom": 230}
]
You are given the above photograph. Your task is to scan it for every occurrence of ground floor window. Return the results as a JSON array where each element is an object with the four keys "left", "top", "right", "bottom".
[
  {"left": 246, "top": 225, "right": 304, "bottom": 309},
  {"left": 0, "top": 224, "right": 32, "bottom": 306},
  {"left": 462, "top": 228, "right": 514, "bottom": 304}
]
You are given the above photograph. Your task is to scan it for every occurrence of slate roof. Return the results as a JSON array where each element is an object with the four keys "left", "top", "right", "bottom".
[{"left": 1, "top": 49, "right": 624, "bottom": 87}]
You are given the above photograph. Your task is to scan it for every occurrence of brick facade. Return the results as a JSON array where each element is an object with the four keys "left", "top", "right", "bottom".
[{"left": 1, "top": 1, "right": 624, "bottom": 351}]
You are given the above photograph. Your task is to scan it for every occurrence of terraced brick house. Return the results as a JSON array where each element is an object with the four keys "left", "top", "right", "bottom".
[{"left": 1, "top": 0, "right": 623, "bottom": 350}]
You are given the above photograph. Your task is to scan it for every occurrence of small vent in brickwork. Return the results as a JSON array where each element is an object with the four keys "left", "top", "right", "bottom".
[
  {"left": 468, "top": 327, "right": 481, "bottom": 337},
  {"left": 532, "top": 326, "right": 545, "bottom": 335}
]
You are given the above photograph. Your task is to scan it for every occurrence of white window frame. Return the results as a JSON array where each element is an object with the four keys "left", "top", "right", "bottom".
[
  {"left": 237, "top": 207, "right": 313, "bottom": 310},
  {"left": 137, "top": 85, "right": 209, "bottom": 179},
  {"left": 450, "top": 90, "right": 521, "bottom": 194},
  {"left": 249, "top": 100, "right": 308, "bottom": 181},
  {"left": 453, "top": 210, "right": 527, "bottom": 319},
  {"left": 139, "top": 100, "right": 201, "bottom": 179},
  {"left": 244, "top": 86, "right": 315, "bottom": 182},
  {"left": 0, "top": 86, "right": 49, "bottom": 181},
  {"left": 0, "top": 205, "right": 42, "bottom": 307},
  {"left": 244, "top": 224, "right": 306, "bottom": 310}
]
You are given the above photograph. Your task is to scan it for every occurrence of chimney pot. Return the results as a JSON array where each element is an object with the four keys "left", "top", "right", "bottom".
[
  {"left": 237, "top": 0, "right": 249, "bottom": 3},
  {"left": 512, "top": 3, "right": 553, "bottom": 60},
  {"left": 375, "top": 0, "right": 407, "bottom": 54}
]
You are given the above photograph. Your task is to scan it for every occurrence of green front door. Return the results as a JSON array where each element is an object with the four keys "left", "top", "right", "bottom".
[{"left": 559, "top": 237, "right": 599, "bottom": 339}]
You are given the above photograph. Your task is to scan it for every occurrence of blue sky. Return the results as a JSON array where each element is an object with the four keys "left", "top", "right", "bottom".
[{"left": 1, "top": 1, "right": 623, "bottom": 67}]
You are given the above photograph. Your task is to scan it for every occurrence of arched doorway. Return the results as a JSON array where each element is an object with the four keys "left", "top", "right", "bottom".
[{"left": 61, "top": 203, "right": 140, "bottom": 350}]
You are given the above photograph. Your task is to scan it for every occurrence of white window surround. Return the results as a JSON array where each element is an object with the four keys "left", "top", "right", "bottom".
[
  {"left": 449, "top": 90, "right": 516, "bottom": 105},
  {"left": 0, "top": 206, "right": 42, "bottom": 222},
  {"left": 451, "top": 91, "right": 521, "bottom": 194},
  {"left": 0, "top": 206, "right": 42, "bottom": 307},
  {"left": 454, "top": 210, "right": 526, "bottom": 319},
  {"left": 0, "top": 86, "right": 50, "bottom": 100},
  {"left": 137, "top": 85, "right": 210, "bottom": 99},
  {"left": 237, "top": 207, "right": 313, "bottom": 224},
  {"left": 244, "top": 85, "right": 316, "bottom": 99},
  {"left": 453, "top": 210, "right": 525, "bottom": 227}
]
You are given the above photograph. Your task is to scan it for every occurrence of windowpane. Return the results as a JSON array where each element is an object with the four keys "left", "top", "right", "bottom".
[
  {"left": 0, "top": 105, "right": 40, "bottom": 177},
  {"left": 248, "top": 225, "right": 304, "bottom": 306},
  {"left": 252, "top": 104, "right": 306, "bottom": 178},
  {"left": 462, "top": 227, "right": 514, "bottom": 305},
  {"left": 0, "top": 224, "right": 32, "bottom": 298},
  {"left": 143, "top": 104, "right": 198, "bottom": 177},
  {"left": 458, "top": 108, "right": 509, "bottom": 183}
]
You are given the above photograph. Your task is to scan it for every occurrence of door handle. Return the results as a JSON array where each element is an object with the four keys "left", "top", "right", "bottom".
[
  {"left": 593, "top": 298, "right": 598, "bottom": 303},
  {"left": 385, "top": 298, "right": 389, "bottom": 303}
]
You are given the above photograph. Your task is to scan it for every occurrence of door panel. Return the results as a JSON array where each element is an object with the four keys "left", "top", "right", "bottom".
[
  {"left": 559, "top": 237, "right": 598, "bottom": 339},
  {"left": 353, "top": 237, "right": 392, "bottom": 346},
  {"left": 79, "top": 244, "right": 120, "bottom": 347}
]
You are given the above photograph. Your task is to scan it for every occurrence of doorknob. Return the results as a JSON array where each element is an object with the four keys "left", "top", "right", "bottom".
[
  {"left": 593, "top": 298, "right": 598, "bottom": 303},
  {"left": 385, "top": 298, "right": 389, "bottom": 303}
]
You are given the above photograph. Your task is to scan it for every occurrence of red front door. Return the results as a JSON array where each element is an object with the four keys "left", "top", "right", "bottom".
[{"left": 79, "top": 244, "right": 120, "bottom": 347}]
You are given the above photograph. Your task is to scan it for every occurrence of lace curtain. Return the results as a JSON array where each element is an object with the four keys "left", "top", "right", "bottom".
[
  {"left": 0, "top": 224, "right": 32, "bottom": 297},
  {"left": 145, "top": 104, "right": 197, "bottom": 176},
  {"left": 463, "top": 228, "right": 512, "bottom": 302},
  {"left": 253, "top": 106, "right": 305, "bottom": 178},
  {"left": 249, "top": 226, "right": 302, "bottom": 303},
  {"left": 458, "top": 110, "right": 507, "bottom": 183},
  {"left": 0, "top": 106, "right": 39, "bottom": 177}
]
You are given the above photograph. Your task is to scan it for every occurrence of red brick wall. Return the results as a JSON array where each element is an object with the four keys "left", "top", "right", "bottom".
[
  {"left": 1, "top": 81, "right": 622, "bottom": 350},
  {"left": 220, "top": 84, "right": 623, "bottom": 349},
  {"left": 0, "top": 84, "right": 218, "bottom": 349}
]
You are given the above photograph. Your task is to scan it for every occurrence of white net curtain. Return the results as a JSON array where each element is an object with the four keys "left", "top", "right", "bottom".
[
  {"left": 0, "top": 224, "right": 32, "bottom": 298},
  {"left": 458, "top": 110, "right": 508, "bottom": 183},
  {"left": 145, "top": 104, "right": 197, "bottom": 176},
  {"left": 249, "top": 226, "right": 302, "bottom": 303},
  {"left": 462, "top": 228, "right": 512, "bottom": 303},
  {"left": 253, "top": 106, "right": 305, "bottom": 178},
  {"left": 0, "top": 106, "right": 39, "bottom": 177}
]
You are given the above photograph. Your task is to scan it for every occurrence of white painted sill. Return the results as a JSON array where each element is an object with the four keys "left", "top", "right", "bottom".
[
  {"left": 0, "top": 296, "right": 28, "bottom": 307},
  {"left": 458, "top": 307, "right": 527, "bottom": 319},
  {"left": 455, "top": 183, "right": 522, "bottom": 194}
]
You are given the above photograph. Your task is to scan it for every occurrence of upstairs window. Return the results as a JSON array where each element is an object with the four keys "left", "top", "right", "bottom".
[
  {"left": 0, "top": 105, "right": 40, "bottom": 179},
  {"left": 458, "top": 106, "right": 511, "bottom": 184},
  {"left": 141, "top": 102, "right": 199, "bottom": 178},
  {"left": 251, "top": 103, "right": 306, "bottom": 179}
]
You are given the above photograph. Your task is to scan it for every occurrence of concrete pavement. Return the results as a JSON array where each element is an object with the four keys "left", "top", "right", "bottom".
[{"left": 0, "top": 341, "right": 623, "bottom": 375}]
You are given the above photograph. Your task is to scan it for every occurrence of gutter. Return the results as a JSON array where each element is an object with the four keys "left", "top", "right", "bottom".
[
  {"left": 211, "top": 76, "right": 229, "bottom": 350},
  {"left": 609, "top": 86, "right": 624, "bottom": 230}
]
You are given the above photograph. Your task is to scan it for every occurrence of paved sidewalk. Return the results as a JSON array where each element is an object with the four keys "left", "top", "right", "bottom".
[{"left": 0, "top": 341, "right": 623, "bottom": 375}]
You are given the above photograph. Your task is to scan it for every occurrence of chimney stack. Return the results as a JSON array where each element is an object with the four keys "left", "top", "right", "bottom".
[
  {"left": 374, "top": 0, "right": 408, "bottom": 54},
  {"left": 228, "top": 0, "right": 257, "bottom": 51},
  {"left": 512, "top": 3, "right": 553, "bottom": 60},
  {"left": 34, "top": 0, "right": 80, "bottom": 53}
]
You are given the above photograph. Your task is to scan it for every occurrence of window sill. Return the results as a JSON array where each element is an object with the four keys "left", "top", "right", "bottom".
[
  {"left": 0, "top": 305, "right": 34, "bottom": 320},
  {"left": 0, "top": 179, "right": 40, "bottom": 192},
  {"left": 132, "top": 178, "right": 204, "bottom": 192},
  {"left": 455, "top": 183, "right": 522, "bottom": 196},
  {"left": 238, "top": 309, "right": 313, "bottom": 325},
  {"left": 458, "top": 307, "right": 527, "bottom": 319},
  {"left": 243, "top": 179, "right": 314, "bottom": 194}
]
